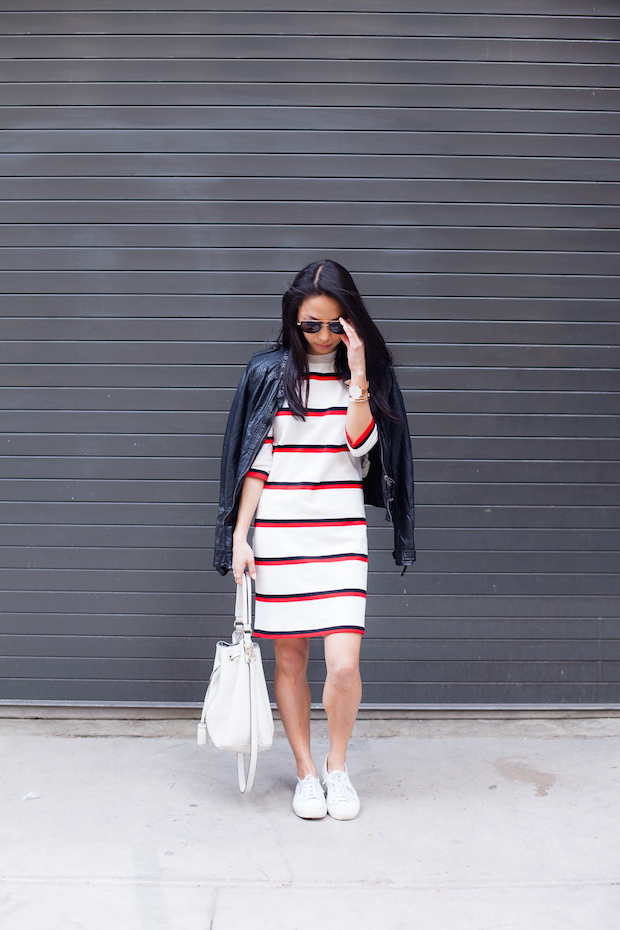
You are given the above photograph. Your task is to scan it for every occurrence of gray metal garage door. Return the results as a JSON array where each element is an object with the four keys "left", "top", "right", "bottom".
[{"left": 0, "top": 1, "right": 618, "bottom": 706}]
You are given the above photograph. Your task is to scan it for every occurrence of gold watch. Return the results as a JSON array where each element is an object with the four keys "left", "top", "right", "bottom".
[{"left": 346, "top": 380, "right": 370, "bottom": 402}]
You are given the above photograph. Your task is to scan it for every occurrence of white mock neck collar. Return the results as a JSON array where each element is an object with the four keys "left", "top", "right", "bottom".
[{"left": 307, "top": 350, "right": 337, "bottom": 364}]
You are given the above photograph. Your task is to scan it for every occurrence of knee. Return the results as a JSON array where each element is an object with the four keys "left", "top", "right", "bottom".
[
  {"left": 326, "top": 656, "right": 360, "bottom": 690},
  {"left": 275, "top": 645, "right": 308, "bottom": 680}
]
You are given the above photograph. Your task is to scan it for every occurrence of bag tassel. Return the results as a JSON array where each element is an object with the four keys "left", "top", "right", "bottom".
[{"left": 197, "top": 694, "right": 209, "bottom": 746}]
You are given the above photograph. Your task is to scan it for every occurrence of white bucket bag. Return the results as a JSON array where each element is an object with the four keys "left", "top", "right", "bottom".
[{"left": 197, "top": 572, "right": 274, "bottom": 793}]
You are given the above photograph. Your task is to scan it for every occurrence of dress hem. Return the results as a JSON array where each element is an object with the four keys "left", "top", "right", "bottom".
[{"left": 253, "top": 626, "right": 364, "bottom": 639}]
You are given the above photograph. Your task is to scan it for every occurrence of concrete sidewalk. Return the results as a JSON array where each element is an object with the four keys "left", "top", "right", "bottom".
[{"left": 1, "top": 716, "right": 619, "bottom": 929}]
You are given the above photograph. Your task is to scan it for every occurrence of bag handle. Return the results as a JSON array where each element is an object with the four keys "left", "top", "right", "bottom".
[
  {"left": 235, "top": 572, "right": 259, "bottom": 793},
  {"left": 234, "top": 571, "right": 253, "bottom": 637}
]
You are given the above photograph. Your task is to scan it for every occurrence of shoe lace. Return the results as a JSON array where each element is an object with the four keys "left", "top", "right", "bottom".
[
  {"left": 326, "top": 769, "right": 357, "bottom": 801},
  {"left": 299, "top": 775, "right": 324, "bottom": 802}
]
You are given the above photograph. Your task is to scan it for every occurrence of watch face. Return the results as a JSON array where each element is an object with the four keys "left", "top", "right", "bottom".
[{"left": 349, "top": 384, "right": 362, "bottom": 398}]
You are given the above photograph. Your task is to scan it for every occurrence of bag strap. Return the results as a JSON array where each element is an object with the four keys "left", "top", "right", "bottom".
[
  {"left": 235, "top": 572, "right": 259, "bottom": 793},
  {"left": 237, "top": 650, "right": 259, "bottom": 793},
  {"left": 234, "top": 571, "right": 253, "bottom": 637}
]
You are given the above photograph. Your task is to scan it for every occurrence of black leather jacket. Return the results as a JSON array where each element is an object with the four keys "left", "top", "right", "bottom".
[{"left": 213, "top": 346, "right": 415, "bottom": 575}]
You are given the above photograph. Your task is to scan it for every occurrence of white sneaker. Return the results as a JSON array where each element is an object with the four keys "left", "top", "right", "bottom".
[
  {"left": 321, "top": 755, "right": 361, "bottom": 821},
  {"left": 292, "top": 774, "right": 327, "bottom": 819}
]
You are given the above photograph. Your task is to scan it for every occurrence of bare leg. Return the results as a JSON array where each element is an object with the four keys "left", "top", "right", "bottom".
[
  {"left": 322, "top": 632, "right": 362, "bottom": 772},
  {"left": 273, "top": 638, "right": 317, "bottom": 778}
]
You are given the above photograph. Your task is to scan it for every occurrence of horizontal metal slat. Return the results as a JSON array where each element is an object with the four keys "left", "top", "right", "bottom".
[
  {"left": 2, "top": 316, "right": 619, "bottom": 350},
  {"left": 0, "top": 655, "right": 616, "bottom": 684},
  {"left": 4, "top": 59, "right": 620, "bottom": 87},
  {"left": 6, "top": 129, "right": 619, "bottom": 158},
  {"left": 353, "top": 683, "right": 620, "bottom": 703},
  {"left": 3, "top": 339, "right": 618, "bottom": 367},
  {"left": 6, "top": 83, "right": 620, "bottom": 111},
  {"left": 4, "top": 10, "right": 619, "bottom": 40},
  {"left": 5, "top": 633, "right": 617, "bottom": 662},
  {"left": 2, "top": 409, "right": 618, "bottom": 439},
  {"left": 0, "top": 611, "right": 615, "bottom": 640},
  {"left": 0, "top": 589, "right": 615, "bottom": 617},
  {"left": 2, "top": 294, "right": 618, "bottom": 324},
  {"left": 4, "top": 106, "right": 618, "bottom": 134},
  {"left": 5, "top": 1, "right": 620, "bottom": 17},
  {"left": 4, "top": 177, "right": 619, "bottom": 204},
  {"left": 3, "top": 247, "right": 618, "bottom": 276},
  {"left": 1, "top": 635, "right": 616, "bottom": 662},
  {"left": 0, "top": 500, "right": 617, "bottom": 530},
  {"left": 0, "top": 364, "right": 616, "bottom": 393},
  {"left": 0, "top": 523, "right": 615, "bottom": 552},
  {"left": 2, "top": 677, "right": 617, "bottom": 704},
  {"left": 2, "top": 434, "right": 618, "bottom": 462},
  {"left": 1, "top": 452, "right": 618, "bottom": 483},
  {"left": 0, "top": 567, "right": 618, "bottom": 596},
  {"left": 2, "top": 385, "right": 618, "bottom": 415},
  {"left": 4, "top": 202, "right": 617, "bottom": 227},
  {"left": 2, "top": 224, "right": 619, "bottom": 252},
  {"left": 3, "top": 33, "right": 619, "bottom": 62},
  {"left": 3, "top": 271, "right": 619, "bottom": 299},
  {"left": 0, "top": 546, "right": 617, "bottom": 574},
  {"left": 0, "top": 477, "right": 617, "bottom": 506}
]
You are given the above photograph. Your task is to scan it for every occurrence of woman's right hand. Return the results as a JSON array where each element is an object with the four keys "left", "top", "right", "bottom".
[{"left": 232, "top": 537, "right": 256, "bottom": 584}]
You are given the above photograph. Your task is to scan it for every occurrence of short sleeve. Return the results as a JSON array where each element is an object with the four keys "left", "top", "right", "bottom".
[
  {"left": 245, "top": 427, "right": 273, "bottom": 481},
  {"left": 346, "top": 419, "right": 378, "bottom": 458}
]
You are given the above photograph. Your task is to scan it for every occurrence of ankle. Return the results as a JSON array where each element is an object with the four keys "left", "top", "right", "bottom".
[
  {"left": 297, "top": 763, "right": 318, "bottom": 779},
  {"left": 326, "top": 754, "right": 346, "bottom": 774}
]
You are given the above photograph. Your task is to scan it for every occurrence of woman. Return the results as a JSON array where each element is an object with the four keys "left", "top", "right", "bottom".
[{"left": 214, "top": 260, "right": 415, "bottom": 820}]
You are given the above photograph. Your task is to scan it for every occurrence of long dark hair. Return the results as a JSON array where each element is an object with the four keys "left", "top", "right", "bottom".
[{"left": 277, "top": 259, "right": 396, "bottom": 420}]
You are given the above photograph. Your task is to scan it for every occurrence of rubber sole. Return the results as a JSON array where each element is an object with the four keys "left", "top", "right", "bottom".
[{"left": 292, "top": 804, "right": 328, "bottom": 819}]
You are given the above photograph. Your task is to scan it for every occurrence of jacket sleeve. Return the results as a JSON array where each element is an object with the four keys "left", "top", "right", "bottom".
[
  {"left": 212, "top": 364, "right": 253, "bottom": 576},
  {"left": 245, "top": 427, "right": 273, "bottom": 481},
  {"left": 213, "top": 349, "right": 284, "bottom": 576},
  {"left": 390, "top": 370, "right": 416, "bottom": 566}
]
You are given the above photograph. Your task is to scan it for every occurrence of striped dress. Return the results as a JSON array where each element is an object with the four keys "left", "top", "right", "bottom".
[{"left": 247, "top": 350, "right": 378, "bottom": 638}]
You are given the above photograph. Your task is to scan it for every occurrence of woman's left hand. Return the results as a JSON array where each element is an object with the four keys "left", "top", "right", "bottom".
[{"left": 339, "top": 317, "right": 367, "bottom": 380}]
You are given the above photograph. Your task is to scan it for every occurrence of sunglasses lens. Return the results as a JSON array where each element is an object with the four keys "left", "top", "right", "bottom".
[{"left": 299, "top": 321, "right": 345, "bottom": 334}]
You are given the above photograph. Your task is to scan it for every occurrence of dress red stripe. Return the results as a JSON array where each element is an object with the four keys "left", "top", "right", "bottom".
[
  {"left": 246, "top": 469, "right": 268, "bottom": 481},
  {"left": 276, "top": 407, "right": 347, "bottom": 418},
  {"left": 255, "top": 553, "right": 367, "bottom": 566},
  {"left": 274, "top": 444, "right": 348, "bottom": 453},
  {"left": 346, "top": 418, "right": 375, "bottom": 449},
  {"left": 256, "top": 588, "right": 366, "bottom": 603},
  {"left": 264, "top": 480, "right": 362, "bottom": 490},
  {"left": 255, "top": 517, "right": 366, "bottom": 528}
]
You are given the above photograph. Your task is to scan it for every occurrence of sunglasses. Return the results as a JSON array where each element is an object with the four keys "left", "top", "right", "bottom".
[{"left": 297, "top": 320, "right": 345, "bottom": 334}]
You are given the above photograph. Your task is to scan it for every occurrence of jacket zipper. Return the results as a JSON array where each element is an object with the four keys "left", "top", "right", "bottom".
[{"left": 377, "top": 426, "right": 395, "bottom": 524}]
